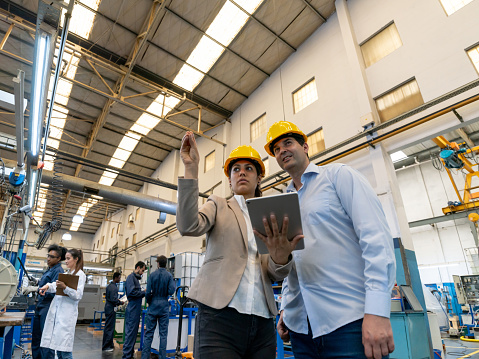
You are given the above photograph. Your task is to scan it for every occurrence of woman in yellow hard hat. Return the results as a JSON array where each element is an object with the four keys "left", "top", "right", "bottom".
[{"left": 176, "top": 131, "right": 301, "bottom": 359}]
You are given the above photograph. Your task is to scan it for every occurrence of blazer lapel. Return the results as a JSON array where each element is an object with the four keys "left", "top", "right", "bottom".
[{"left": 227, "top": 197, "right": 249, "bottom": 249}]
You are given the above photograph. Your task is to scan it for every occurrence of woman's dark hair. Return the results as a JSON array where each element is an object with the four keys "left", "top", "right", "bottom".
[
  {"left": 228, "top": 159, "right": 263, "bottom": 198},
  {"left": 67, "top": 248, "right": 84, "bottom": 275},
  {"left": 47, "top": 244, "right": 66, "bottom": 261}
]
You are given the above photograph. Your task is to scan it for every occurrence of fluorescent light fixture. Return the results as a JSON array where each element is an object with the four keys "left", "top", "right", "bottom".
[
  {"left": 24, "top": 266, "right": 44, "bottom": 272},
  {"left": 30, "top": 33, "right": 50, "bottom": 157},
  {"left": 62, "top": 232, "right": 72, "bottom": 240},
  {"left": 83, "top": 266, "right": 113, "bottom": 272},
  {"left": 72, "top": 214, "right": 83, "bottom": 224},
  {"left": 390, "top": 151, "right": 408, "bottom": 163},
  {"left": 418, "top": 263, "right": 460, "bottom": 269},
  {"left": 28, "top": 171, "right": 38, "bottom": 208}
]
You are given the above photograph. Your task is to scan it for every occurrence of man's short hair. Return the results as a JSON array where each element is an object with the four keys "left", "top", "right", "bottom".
[
  {"left": 113, "top": 272, "right": 121, "bottom": 280},
  {"left": 135, "top": 261, "right": 146, "bottom": 269},
  {"left": 269, "top": 133, "right": 306, "bottom": 155},
  {"left": 156, "top": 255, "right": 168, "bottom": 268},
  {"left": 47, "top": 244, "right": 66, "bottom": 260}
]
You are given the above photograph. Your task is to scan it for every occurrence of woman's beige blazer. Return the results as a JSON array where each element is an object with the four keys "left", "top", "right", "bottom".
[{"left": 176, "top": 178, "right": 292, "bottom": 315}]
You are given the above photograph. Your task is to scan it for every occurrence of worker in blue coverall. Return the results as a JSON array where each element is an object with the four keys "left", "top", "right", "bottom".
[
  {"left": 141, "top": 255, "right": 176, "bottom": 359},
  {"left": 30, "top": 244, "right": 65, "bottom": 359},
  {"left": 102, "top": 272, "right": 123, "bottom": 352},
  {"left": 122, "top": 261, "right": 146, "bottom": 359}
]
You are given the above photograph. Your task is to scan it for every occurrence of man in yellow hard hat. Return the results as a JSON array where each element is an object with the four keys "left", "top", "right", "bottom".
[{"left": 264, "top": 121, "right": 396, "bottom": 359}]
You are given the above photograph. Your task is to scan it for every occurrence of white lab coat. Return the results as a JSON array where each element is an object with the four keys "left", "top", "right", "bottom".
[{"left": 40, "top": 270, "right": 86, "bottom": 352}]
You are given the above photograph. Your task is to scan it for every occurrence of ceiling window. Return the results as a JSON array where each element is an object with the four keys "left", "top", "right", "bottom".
[
  {"left": 467, "top": 44, "right": 479, "bottom": 74},
  {"left": 439, "top": 0, "right": 474, "bottom": 15},
  {"left": 308, "top": 129, "right": 325, "bottom": 156},
  {"left": 360, "top": 23, "right": 402, "bottom": 68},
  {"left": 293, "top": 78, "right": 318, "bottom": 114},
  {"left": 250, "top": 114, "right": 267, "bottom": 142},
  {"left": 204, "top": 151, "right": 216, "bottom": 173},
  {"left": 375, "top": 79, "right": 424, "bottom": 123}
]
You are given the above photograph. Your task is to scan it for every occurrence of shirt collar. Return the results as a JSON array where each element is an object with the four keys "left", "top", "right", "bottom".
[
  {"left": 286, "top": 162, "right": 319, "bottom": 192},
  {"left": 48, "top": 262, "right": 62, "bottom": 271},
  {"left": 234, "top": 194, "right": 248, "bottom": 212}
]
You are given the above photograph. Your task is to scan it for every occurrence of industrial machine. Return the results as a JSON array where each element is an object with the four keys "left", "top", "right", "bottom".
[
  {"left": 432, "top": 136, "right": 479, "bottom": 214},
  {"left": 77, "top": 284, "right": 104, "bottom": 321},
  {"left": 0, "top": 257, "right": 18, "bottom": 312}
]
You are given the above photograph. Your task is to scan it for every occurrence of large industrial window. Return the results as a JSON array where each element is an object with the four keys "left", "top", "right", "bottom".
[
  {"left": 111, "top": 228, "right": 115, "bottom": 238},
  {"left": 439, "top": 0, "right": 474, "bottom": 15},
  {"left": 308, "top": 129, "right": 325, "bottom": 156},
  {"left": 467, "top": 44, "right": 479, "bottom": 74},
  {"left": 125, "top": 237, "right": 129, "bottom": 248},
  {"left": 117, "top": 224, "right": 120, "bottom": 234},
  {"left": 375, "top": 79, "right": 424, "bottom": 123},
  {"left": 360, "top": 23, "right": 402, "bottom": 68},
  {"left": 250, "top": 114, "right": 267, "bottom": 142},
  {"left": 136, "top": 208, "right": 140, "bottom": 221},
  {"left": 101, "top": 236, "right": 104, "bottom": 245},
  {"left": 293, "top": 78, "right": 318, "bottom": 114},
  {"left": 132, "top": 233, "right": 137, "bottom": 245},
  {"left": 204, "top": 151, "right": 215, "bottom": 173}
]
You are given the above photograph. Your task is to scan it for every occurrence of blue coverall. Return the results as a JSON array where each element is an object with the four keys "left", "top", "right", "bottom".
[
  {"left": 141, "top": 268, "right": 176, "bottom": 359},
  {"left": 32, "top": 262, "right": 64, "bottom": 359},
  {"left": 102, "top": 281, "right": 122, "bottom": 350},
  {"left": 122, "top": 272, "right": 145, "bottom": 359}
]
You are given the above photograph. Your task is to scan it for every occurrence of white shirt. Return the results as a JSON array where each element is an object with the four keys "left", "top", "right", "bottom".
[
  {"left": 280, "top": 163, "right": 396, "bottom": 338},
  {"left": 228, "top": 195, "right": 272, "bottom": 318}
]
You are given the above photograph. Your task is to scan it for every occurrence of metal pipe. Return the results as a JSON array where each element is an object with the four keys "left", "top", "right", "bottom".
[{"left": 41, "top": 170, "right": 177, "bottom": 215}]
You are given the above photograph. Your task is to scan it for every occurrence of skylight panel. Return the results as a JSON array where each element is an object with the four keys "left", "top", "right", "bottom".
[
  {"left": 103, "top": 170, "right": 119, "bottom": 179},
  {"left": 66, "top": 0, "right": 101, "bottom": 39},
  {"left": 186, "top": 37, "right": 224, "bottom": 73},
  {"left": 173, "top": 64, "right": 204, "bottom": 91},
  {"left": 109, "top": 158, "right": 126, "bottom": 168},
  {"left": 119, "top": 135, "right": 140, "bottom": 151},
  {"left": 99, "top": 175, "right": 116, "bottom": 186},
  {"left": 206, "top": 1, "right": 249, "bottom": 46},
  {"left": 131, "top": 124, "right": 150, "bottom": 136},
  {"left": 112, "top": 148, "right": 131, "bottom": 161},
  {"left": 235, "top": 0, "right": 264, "bottom": 13},
  {"left": 136, "top": 114, "right": 161, "bottom": 130}
]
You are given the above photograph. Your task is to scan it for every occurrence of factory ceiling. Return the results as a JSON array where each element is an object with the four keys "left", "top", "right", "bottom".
[{"left": 0, "top": 0, "right": 336, "bottom": 234}]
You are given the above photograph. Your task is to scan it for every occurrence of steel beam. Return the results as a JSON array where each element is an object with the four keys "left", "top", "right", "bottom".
[{"left": 299, "top": 0, "right": 327, "bottom": 22}]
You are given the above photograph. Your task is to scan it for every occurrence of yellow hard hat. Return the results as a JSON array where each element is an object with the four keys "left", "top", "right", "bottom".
[
  {"left": 224, "top": 145, "right": 265, "bottom": 177},
  {"left": 264, "top": 121, "right": 307, "bottom": 156},
  {"left": 469, "top": 213, "right": 479, "bottom": 223}
]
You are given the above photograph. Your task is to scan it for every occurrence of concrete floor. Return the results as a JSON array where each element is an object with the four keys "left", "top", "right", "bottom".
[{"left": 443, "top": 337, "right": 479, "bottom": 359}]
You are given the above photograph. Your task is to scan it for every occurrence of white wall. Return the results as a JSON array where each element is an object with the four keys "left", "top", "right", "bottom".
[{"left": 88, "top": 0, "right": 479, "bottom": 283}]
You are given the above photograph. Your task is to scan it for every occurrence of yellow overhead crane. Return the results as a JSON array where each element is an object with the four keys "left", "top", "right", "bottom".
[{"left": 432, "top": 136, "right": 479, "bottom": 214}]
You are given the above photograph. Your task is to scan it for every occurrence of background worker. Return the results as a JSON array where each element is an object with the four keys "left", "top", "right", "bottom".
[
  {"left": 264, "top": 121, "right": 396, "bottom": 359},
  {"left": 141, "top": 255, "right": 176, "bottom": 359},
  {"left": 39, "top": 248, "right": 86, "bottom": 359},
  {"left": 122, "top": 261, "right": 146, "bottom": 359},
  {"left": 28, "top": 244, "right": 65, "bottom": 359},
  {"left": 176, "top": 131, "right": 301, "bottom": 359},
  {"left": 102, "top": 272, "right": 123, "bottom": 352}
]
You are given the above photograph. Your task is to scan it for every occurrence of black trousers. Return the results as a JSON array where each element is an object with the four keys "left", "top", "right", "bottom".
[
  {"left": 102, "top": 307, "right": 116, "bottom": 350},
  {"left": 32, "top": 307, "right": 54, "bottom": 359},
  {"left": 193, "top": 304, "right": 276, "bottom": 359}
]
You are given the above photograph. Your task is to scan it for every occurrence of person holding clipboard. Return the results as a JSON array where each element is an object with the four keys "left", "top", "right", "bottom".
[
  {"left": 39, "top": 248, "right": 86, "bottom": 359},
  {"left": 176, "top": 131, "right": 303, "bottom": 359}
]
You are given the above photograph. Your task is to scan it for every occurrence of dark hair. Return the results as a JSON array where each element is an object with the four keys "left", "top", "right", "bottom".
[
  {"left": 67, "top": 248, "right": 84, "bottom": 275},
  {"left": 47, "top": 244, "right": 66, "bottom": 261},
  {"left": 135, "top": 261, "right": 146, "bottom": 270},
  {"left": 113, "top": 272, "right": 121, "bottom": 280},
  {"left": 157, "top": 255, "right": 167, "bottom": 268},
  {"left": 269, "top": 133, "right": 306, "bottom": 156},
  {"left": 228, "top": 159, "right": 263, "bottom": 198}
]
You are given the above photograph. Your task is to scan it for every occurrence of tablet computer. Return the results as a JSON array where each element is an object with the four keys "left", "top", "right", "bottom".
[{"left": 246, "top": 192, "right": 304, "bottom": 255}]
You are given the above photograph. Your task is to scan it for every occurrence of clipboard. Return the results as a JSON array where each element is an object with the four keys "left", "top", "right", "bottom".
[
  {"left": 56, "top": 273, "right": 79, "bottom": 296},
  {"left": 246, "top": 192, "right": 304, "bottom": 254}
]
